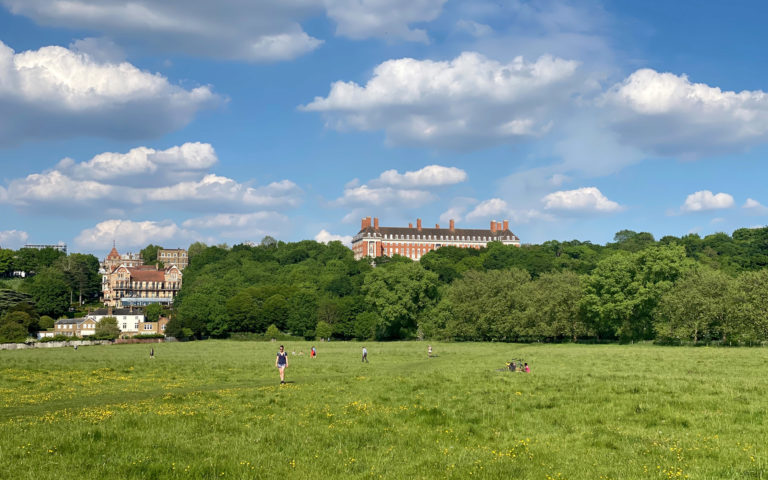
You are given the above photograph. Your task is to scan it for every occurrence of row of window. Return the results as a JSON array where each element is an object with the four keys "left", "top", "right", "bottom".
[{"left": 374, "top": 233, "right": 510, "bottom": 242}]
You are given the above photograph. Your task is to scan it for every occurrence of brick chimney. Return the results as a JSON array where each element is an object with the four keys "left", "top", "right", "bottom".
[
  {"left": 374, "top": 217, "right": 379, "bottom": 229},
  {"left": 409, "top": 222, "right": 413, "bottom": 228},
  {"left": 417, "top": 218, "right": 422, "bottom": 231},
  {"left": 490, "top": 220, "right": 496, "bottom": 232},
  {"left": 435, "top": 224, "right": 440, "bottom": 229},
  {"left": 503, "top": 220, "right": 509, "bottom": 231},
  {"left": 449, "top": 219, "right": 455, "bottom": 232}
]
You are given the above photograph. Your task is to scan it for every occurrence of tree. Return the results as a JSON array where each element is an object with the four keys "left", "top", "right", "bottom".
[
  {"left": 140, "top": 244, "right": 163, "bottom": 265},
  {"left": 655, "top": 268, "right": 735, "bottom": 343},
  {"left": 0, "top": 289, "right": 34, "bottom": 318},
  {"left": 261, "top": 236, "right": 278, "bottom": 248},
  {"left": 525, "top": 271, "right": 586, "bottom": 341},
  {"left": 56, "top": 253, "right": 100, "bottom": 304},
  {"left": 94, "top": 317, "right": 120, "bottom": 339},
  {"left": 38, "top": 315, "right": 55, "bottom": 329},
  {"left": 266, "top": 324, "right": 281, "bottom": 339},
  {"left": 261, "top": 294, "right": 289, "bottom": 331},
  {"left": 354, "top": 312, "right": 379, "bottom": 340},
  {"left": 24, "top": 268, "right": 70, "bottom": 318},
  {"left": 145, "top": 303, "right": 162, "bottom": 323},
  {"left": 0, "top": 249, "right": 14, "bottom": 277},
  {"left": 732, "top": 269, "right": 768, "bottom": 342},
  {"left": 315, "top": 321, "right": 332, "bottom": 340},
  {"left": 188, "top": 241, "right": 207, "bottom": 259},
  {"left": 362, "top": 262, "right": 439, "bottom": 339},
  {"left": 0, "top": 321, "right": 28, "bottom": 342},
  {"left": 1, "top": 310, "right": 37, "bottom": 334}
]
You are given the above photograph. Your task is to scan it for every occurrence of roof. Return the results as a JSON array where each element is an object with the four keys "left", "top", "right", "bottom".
[
  {"left": 129, "top": 269, "right": 166, "bottom": 282},
  {"left": 55, "top": 317, "right": 85, "bottom": 325},
  {"left": 106, "top": 246, "right": 120, "bottom": 259},
  {"left": 90, "top": 308, "right": 143, "bottom": 316},
  {"left": 356, "top": 225, "right": 519, "bottom": 240}
]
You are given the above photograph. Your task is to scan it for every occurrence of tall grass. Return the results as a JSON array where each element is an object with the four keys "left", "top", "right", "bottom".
[{"left": 1, "top": 342, "right": 766, "bottom": 479}]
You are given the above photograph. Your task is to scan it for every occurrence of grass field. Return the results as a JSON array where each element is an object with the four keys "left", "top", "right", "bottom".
[{"left": 1, "top": 341, "right": 766, "bottom": 479}]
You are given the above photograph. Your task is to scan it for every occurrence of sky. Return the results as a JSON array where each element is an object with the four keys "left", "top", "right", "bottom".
[{"left": 1, "top": 0, "right": 768, "bottom": 258}]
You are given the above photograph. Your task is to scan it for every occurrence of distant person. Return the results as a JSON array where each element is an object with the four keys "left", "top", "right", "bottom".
[
  {"left": 150, "top": 347, "right": 154, "bottom": 359},
  {"left": 311, "top": 346, "right": 316, "bottom": 359},
  {"left": 427, "top": 345, "right": 432, "bottom": 358},
  {"left": 276, "top": 345, "right": 288, "bottom": 384},
  {"left": 524, "top": 363, "right": 530, "bottom": 373},
  {"left": 362, "top": 346, "right": 368, "bottom": 363},
  {"left": 509, "top": 361, "right": 517, "bottom": 372},
  {"left": 73, "top": 344, "right": 78, "bottom": 351}
]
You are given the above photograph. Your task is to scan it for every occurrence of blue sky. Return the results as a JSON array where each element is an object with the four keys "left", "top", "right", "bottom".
[{"left": 1, "top": 0, "right": 767, "bottom": 258}]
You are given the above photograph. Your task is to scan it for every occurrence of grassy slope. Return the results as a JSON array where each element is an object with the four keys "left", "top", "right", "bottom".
[{"left": 1, "top": 341, "right": 766, "bottom": 479}]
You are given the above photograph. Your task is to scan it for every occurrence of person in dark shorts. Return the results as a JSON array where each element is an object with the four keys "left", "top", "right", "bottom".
[
  {"left": 361, "top": 346, "right": 368, "bottom": 363},
  {"left": 276, "top": 345, "right": 288, "bottom": 384}
]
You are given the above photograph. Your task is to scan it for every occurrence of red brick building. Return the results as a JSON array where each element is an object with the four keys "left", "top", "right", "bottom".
[{"left": 352, "top": 216, "right": 521, "bottom": 260}]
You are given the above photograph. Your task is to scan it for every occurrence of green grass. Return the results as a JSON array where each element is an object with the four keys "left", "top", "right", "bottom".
[{"left": 1, "top": 342, "right": 766, "bottom": 479}]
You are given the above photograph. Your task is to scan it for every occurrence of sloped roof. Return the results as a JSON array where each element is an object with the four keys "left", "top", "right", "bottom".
[{"left": 356, "top": 225, "right": 518, "bottom": 239}]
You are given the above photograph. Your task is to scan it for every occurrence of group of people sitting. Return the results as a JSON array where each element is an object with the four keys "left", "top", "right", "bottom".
[{"left": 507, "top": 361, "right": 530, "bottom": 373}]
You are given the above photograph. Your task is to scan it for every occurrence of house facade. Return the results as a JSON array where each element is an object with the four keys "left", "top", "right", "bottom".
[
  {"left": 351, "top": 216, "right": 521, "bottom": 261},
  {"left": 101, "top": 265, "right": 182, "bottom": 307},
  {"left": 53, "top": 317, "right": 97, "bottom": 337},
  {"left": 87, "top": 308, "right": 146, "bottom": 336},
  {"left": 158, "top": 248, "right": 188, "bottom": 270},
  {"left": 102, "top": 246, "right": 144, "bottom": 272}
]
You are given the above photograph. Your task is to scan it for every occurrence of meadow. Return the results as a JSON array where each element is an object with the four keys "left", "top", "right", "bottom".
[{"left": 1, "top": 341, "right": 766, "bottom": 479}]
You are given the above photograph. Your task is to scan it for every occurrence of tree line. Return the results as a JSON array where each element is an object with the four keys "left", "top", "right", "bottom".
[{"left": 168, "top": 227, "right": 768, "bottom": 344}]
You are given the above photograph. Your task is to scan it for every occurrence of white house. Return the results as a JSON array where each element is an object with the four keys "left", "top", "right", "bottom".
[{"left": 87, "top": 308, "right": 145, "bottom": 335}]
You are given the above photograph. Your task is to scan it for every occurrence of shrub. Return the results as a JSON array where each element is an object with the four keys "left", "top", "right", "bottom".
[
  {"left": 315, "top": 321, "right": 332, "bottom": 340},
  {"left": 265, "top": 324, "right": 281, "bottom": 340},
  {"left": 0, "top": 321, "right": 29, "bottom": 343}
]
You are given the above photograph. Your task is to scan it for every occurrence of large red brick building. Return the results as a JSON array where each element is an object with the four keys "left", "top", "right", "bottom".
[{"left": 352, "top": 216, "right": 521, "bottom": 260}]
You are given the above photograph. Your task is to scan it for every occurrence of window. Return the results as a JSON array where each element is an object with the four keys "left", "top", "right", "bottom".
[
  {"left": 134, "top": 323, "right": 139, "bottom": 329},
  {"left": 144, "top": 324, "right": 154, "bottom": 330},
  {"left": 122, "top": 323, "right": 127, "bottom": 329},
  {"left": 161, "top": 324, "right": 166, "bottom": 331}
]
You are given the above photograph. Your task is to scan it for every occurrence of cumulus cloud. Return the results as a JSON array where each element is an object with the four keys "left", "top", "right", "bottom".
[
  {"left": 1, "top": 144, "right": 301, "bottom": 214},
  {"left": 604, "top": 68, "right": 768, "bottom": 157},
  {"left": 464, "top": 198, "right": 550, "bottom": 224},
  {"left": 334, "top": 185, "right": 434, "bottom": 207},
  {"left": 2, "top": 0, "right": 446, "bottom": 61},
  {"left": 57, "top": 142, "right": 217, "bottom": 187},
  {"left": 75, "top": 219, "right": 195, "bottom": 249},
  {"left": 680, "top": 190, "right": 735, "bottom": 213},
  {"left": 325, "top": 0, "right": 445, "bottom": 43},
  {"left": 542, "top": 187, "right": 622, "bottom": 212},
  {"left": 0, "top": 229, "right": 29, "bottom": 249},
  {"left": 0, "top": 41, "right": 220, "bottom": 146},
  {"left": 147, "top": 175, "right": 302, "bottom": 209},
  {"left": 743, "top": 198, "right": 768, "bottom": 215},
  {"left": 376, "top": 165, "right": 467, "bottom": 187},
  {"left": 181, "top": 212, "right": 291, "bottom": 242},
  {"left": 315, "top": 229, "right": 353, "bottom": 246},
  {"left": 301, "top": 52, "right": 581, "bottom": 149}
]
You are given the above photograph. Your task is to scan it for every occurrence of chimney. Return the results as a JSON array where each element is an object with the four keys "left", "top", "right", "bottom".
[
  {"left": 366, "top": 216, "right": 372, "bottom": 228},
  {"left": 435, "top": 224, "right": 440, "bottom": 229},
  {"left": 503, "top": 220, "right": 509, "bottom": 231},
  {"left": 449, "top": 219, "right": 455, "bottom": 232},
  {"left": 417, "top": 218, "right": 422, "bottom": 231},
  {"left": 374, "top": 217, "right": 379, "bottom": 229},
  {"left": 490, "top": 220, "right": 496, "bottom": 232}
]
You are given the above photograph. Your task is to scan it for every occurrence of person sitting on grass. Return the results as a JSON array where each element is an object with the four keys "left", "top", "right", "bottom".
[
  {"left": 524, "top": 362, "right": 530, "bottom": 373},
  {"left": 509, "top": 361, "right": 517, "bottom": 372}
]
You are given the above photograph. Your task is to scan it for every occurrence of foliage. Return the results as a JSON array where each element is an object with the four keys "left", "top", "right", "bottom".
[
  {"left": 140, "top": 244, "right": 163, "bottom": 265},
  {"left": 315, "top": 320, "right": 332, "bottom": 340},
  {"left": 0, "top": 321, "right": 28, "bottom": 342},
  {"left": 145, "top": 303, "right": 162, "bottom": 323},
  {"left": 94, "top": 317, "right": 120, "bottom": 339},
  {"left": 265, "top": 324, "right": 281, "bottom": 339},
  {"left": 38, "top": 315, "right": 55, "bottom": 329}
]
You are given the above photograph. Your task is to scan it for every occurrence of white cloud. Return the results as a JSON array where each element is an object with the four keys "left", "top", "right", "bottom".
[
  {"left": 743, "top": 198, "right": 768, "bottom": 215},
  {"left": 314, "top": 229, "right": 352, "bottom": 246},
  {"left": 455, "top": 19, "right": 493, "bottom": 37},
  {"left": 324, "top": 0, "right": 446, "bottom": 43},
  {"left": 3, "top": 0, "right": 446, "bottom": 62},
  {"left": 0, "top": 229, "right": 29, "bottom": 249},
  {"left": 0, "top": 40, "right": 220, "bottom": 145},
  {"left": 1, "top": 144, "right": 301, "bottom": 214},
  {"left": 680, "top": 190, "right": 735, "bottom": 213},
  {"left": 181, "top": 212, "right": 290, "bottom": 241},
  {"left": 439, "top": 206, "right": 466, "bottom": 224},
  {"left": 59, "top": 142, "right": 217, "bottom": 186},
  {"left": 465, "top": 198, "right": 509, "bottom": 220},
  {"left": 301, "top": 52, "right": 581, "bottom": 149},
  {"left": 377, "top": 165, "right": 467, "bottom": 187},
  {"left": 147, "top": 175, "right": 302, "bottom": 209},
  {"left": 75, "top": 219, "right": 195, "bottom": 249},
  {"left": 542, "top": 187, "right": 622, "bottom": 212},
  {"left": 69, "top": 37, "right": 125, "bottom": 63},
  {"left": 334, "top": 185, "right": 434, "bottom": 207},
  {"left": 604, "top": 68, "right": 768, "bottom": 156}
]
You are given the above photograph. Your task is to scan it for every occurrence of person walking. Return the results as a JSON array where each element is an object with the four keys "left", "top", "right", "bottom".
[
  {"left": 311, "top": 346, "right": 316, "bottom": 359},
  {"left": 276, "top": 345, "right": 288, "bottom": 384},
  {"left": 427, "top": 345, "right": 432, "bottom": 358},
  {"left": 150, "top": 347, "right": 154, "bottom": 359},
  {"left": 361, "top": 346, "right": 368, "bottom": 363}
]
